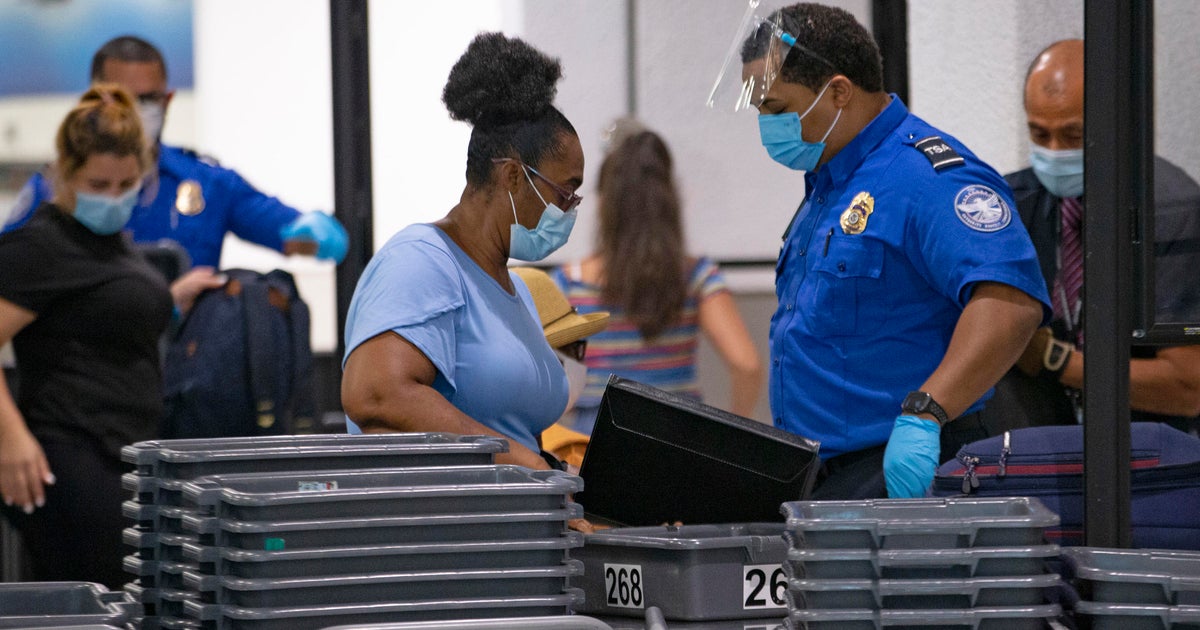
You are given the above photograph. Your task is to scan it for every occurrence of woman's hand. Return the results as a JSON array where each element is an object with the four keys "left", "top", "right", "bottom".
[
  {"left": 569, "top": 516, "right": 596, "bottom": 534},
  {"left": 169, "top": 267, "right": 226, "bottom": 314},
  {"left": 0, "top": 421, "right": 53, "bottom": 513}
]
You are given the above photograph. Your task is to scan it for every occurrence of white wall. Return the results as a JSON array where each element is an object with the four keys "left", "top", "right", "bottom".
[
  {"left": 908, "top": 1, "right": 1083, "bottom": 176},
  {"left": 1155, "top": 0, "right": 1200, "bottom": 178},
  {"left": 367, "top": 0, "right": 521, "bottom": 250},
  {"left": 193, "top": 0, "right": 338, "bottom": 351},
  {"left": 908, "top": 0, "right": 1200, "bottom": 183}
]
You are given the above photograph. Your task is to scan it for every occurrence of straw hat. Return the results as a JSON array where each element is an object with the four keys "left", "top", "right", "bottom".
[{"left": 512, "top": 267, "right": 610, "bottom": 348}]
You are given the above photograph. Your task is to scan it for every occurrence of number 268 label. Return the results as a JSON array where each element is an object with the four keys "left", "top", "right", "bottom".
[{"left": 604, "top": 563, "right": 644, "bottom": 609}]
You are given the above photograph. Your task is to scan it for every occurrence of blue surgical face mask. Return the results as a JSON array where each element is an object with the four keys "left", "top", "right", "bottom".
[
  {"left": 73, "top": 186, "right": 140, "bottom": 235},
  {"left": 758, "top": 80, "right": 842, "bottom": 171},
  {"left": 1029, "top": 145, "right": 1084, "bottom": 198},
  {"left": 509, "top": 167, "right": 577, "bottom": 261}
]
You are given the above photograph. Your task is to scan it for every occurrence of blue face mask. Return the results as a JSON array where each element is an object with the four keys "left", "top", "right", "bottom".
[
  {"left": 509, "top": 167, "right": 577, "bottom": 262},
  {"left": 758, "top": 80, "right": 842, "bottom": 171},
  {"left": 73, "top": 187, "right": 140, "bottom": 235},
  {"left": 1029, "top": 145, "right": 1084, "bottom": 198}
]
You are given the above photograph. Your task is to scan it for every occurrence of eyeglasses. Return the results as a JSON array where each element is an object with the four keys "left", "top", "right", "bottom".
[
  {"left": 559, "top": 339, "right": 587, "bottom": 362},
  {"left": 492, "top": 158, "right": 583, "bottom": 212}
]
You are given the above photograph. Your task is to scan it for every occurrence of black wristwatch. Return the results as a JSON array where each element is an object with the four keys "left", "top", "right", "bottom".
[{"left": 901, "top": 391, "right": 951, "bottom": 427}]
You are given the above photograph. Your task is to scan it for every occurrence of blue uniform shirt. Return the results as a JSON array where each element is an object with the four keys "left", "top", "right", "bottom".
[
  {"left": 3, "top": 144, "right": 301, "bottom": 268},
  {"left": 769, "top": 96, "right": 1051, "bottom": 460},
  {"left": 342, "top": 224, "right": 568, "bottom": 453}
]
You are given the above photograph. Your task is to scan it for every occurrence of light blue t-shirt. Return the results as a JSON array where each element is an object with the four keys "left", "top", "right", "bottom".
[{"left": 342, "top": 224, "right": 567, "bottom": 452}]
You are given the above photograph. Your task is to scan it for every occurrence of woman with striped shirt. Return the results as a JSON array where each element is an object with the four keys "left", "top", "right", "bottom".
[{"left": 551, "top": 126, "right": 763, "bottom": 435}]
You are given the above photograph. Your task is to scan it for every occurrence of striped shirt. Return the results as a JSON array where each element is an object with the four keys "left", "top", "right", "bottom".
[{"left": 550, "top": 257, "right": 729, "bottom": 435}]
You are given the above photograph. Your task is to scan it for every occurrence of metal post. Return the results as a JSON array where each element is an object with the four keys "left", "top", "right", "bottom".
[
  {"left": 330, "top": 0, "right": 374, "bottom": 357},
  {"left": 626, "top": 0, "right": 638, "bottom": 115},
  {"left": 1082, "top": 0, "right": 1150, "bottom": 548},
  {"left": 871, "top": 0, "right": 909, "bottom": 104}
]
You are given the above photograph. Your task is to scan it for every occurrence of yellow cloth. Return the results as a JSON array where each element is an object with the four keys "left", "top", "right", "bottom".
[{"left": 540, "top": 422, "right": 590, "bottom": 469}]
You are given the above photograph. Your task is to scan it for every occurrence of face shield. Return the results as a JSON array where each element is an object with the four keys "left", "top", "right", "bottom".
[
  {"left": 706, "top": 0, "right": 838, "bottom": 114},
  {"left": 706, "top": 1, "right": 793, "bottom": 113}
]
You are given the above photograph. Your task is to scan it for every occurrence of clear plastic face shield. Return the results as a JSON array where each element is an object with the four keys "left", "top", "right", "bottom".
[
  {"left": 707, "top": 0, "right": 839, "bottom": 114},
  {"left": 706, "top": 1, "right": 794, "bottom": 113}
]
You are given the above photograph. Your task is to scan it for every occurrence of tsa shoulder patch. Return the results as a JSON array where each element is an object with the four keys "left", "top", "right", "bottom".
[
  {"left": 914, "top": 135, "right": 965, "bottom": 172},
  {"left": 954, "top": 185, "right": 1011, "bottom": 232}
]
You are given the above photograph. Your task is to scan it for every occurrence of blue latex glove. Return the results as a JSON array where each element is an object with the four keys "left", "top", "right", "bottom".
[
  {"left": 280, "top": 211, "right": 348, "bottom": 263},
  {"left": 883, "top": 414, "right": 941, "bottom": 498}
]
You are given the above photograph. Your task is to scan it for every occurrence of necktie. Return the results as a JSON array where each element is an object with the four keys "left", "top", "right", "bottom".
[{"left": 1053, "top": 196, "right": 1084, "bottom": 345}]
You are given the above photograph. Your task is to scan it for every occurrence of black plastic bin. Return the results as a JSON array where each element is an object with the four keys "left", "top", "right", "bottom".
[{"left": 577, "top": 377, "right": 820, "bottom": 526}]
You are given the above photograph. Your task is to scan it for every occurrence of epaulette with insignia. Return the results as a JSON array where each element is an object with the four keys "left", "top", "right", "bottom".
[
  {"left": 913, "top": 136, "right": 965, "bottom": 172},
  {"left": 179, "top": 147, "right": 221, "bottom": 167}
]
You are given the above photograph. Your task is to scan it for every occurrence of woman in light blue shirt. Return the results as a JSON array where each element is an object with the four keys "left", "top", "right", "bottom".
[{"left": 341, "top": 32, "right": 585, "bottom": 473}]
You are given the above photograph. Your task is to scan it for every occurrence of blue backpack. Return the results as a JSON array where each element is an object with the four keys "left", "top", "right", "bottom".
[{"left": 162, "top": 268, "right": 315, "bottom": 438}]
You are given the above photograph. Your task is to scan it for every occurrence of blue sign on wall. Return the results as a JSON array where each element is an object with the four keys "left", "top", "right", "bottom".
[{"left": 0, "top": 0, "right": 193, "bottom": 97}]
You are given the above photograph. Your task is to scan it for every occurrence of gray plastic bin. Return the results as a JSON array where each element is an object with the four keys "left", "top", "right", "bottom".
[
  {"left": 1071, "top": 601, "right": 1200, "bottom": 630},
  {"left": 183, "top": 533, "right": 583, "bottom": 579},
  {"left": 781, "top": 498, "right": 1058, "bottom": 551},
  {"left": 123, "top": 555, "right": 194, "bottom": 590},
  {"left": 0, "top": 583, "right": 134, "bottom": 628},
  {"left": 323, "top": 618, "right": 615, "bottom": 630},
  {"left": 183, "top": 589, "right": 584, "bottom": 630},
  {"left": 183, "top": 505, "right": 581, "bottom": 550},
  {"left": 179, "top": 465, "right": 579, "bottom": 521},
  {"left": 786, "top": 573, "right": 1059, "bottom": 610},
  {"left": 183, "top": 560, "right": 582, "bottom": 608},
  {"left": 784, "top": 603, "right": 1062, "bottom": 629},
  {"left": 598, "top": 615, "right": 785, "bottom": 629},
  {"left": 784, "top": 545, "right": 1059, "bottom": 580},
  {"left": 572, "top": 523, "right": 788, "bottom": 621},
  {"left": 122, "top": 433, "right": 507, "bottom": 504},
  {"left": 1060, "top": 547, "right": 1200, "bottom": 605},
  {"left": 123, "top": 581, "right": 196, "bottom": 622},
  {"left": 124, "top": 528, "right": 194, "bottom": 562}
]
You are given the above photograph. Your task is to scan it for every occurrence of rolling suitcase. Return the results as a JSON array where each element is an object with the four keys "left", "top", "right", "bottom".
[{"left": 932, "top": 422, "right": 1200, "bottom": 549}]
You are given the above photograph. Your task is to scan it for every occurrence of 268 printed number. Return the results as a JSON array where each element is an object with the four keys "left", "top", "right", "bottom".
[
  {"left": 604, "top": 563, "right": 644, "bottom": 609},
  {"left": 742, "top": 564, "right": 787, "bottom": 609}
]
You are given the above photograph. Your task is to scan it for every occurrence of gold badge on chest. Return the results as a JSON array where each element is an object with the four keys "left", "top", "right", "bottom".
[
  {"left": 175, "top": 179, "right": 205, "bottom": 216},
  {"left": 840, "top": 191, "right": 875, "bottom": 234}
]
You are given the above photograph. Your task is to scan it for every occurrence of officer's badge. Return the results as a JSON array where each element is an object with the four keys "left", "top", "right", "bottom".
[
  {"left": 175, "top": 180, "right": 205, "bottom": 216},
  {"left": 840, "top": 191, "right": 874, "bottom": 234},
  {"left": 954, "top": 185, "right": 1011, "bottom": 232}
]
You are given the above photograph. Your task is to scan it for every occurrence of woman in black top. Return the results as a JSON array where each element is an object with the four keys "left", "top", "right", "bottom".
[{"left": 0, "top": 84, "right": 208, "bottom": 587}]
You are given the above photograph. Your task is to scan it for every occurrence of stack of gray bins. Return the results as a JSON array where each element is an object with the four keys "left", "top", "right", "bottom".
[
  {"left": 0, "top": 582, "right": 137, "bottom": 629},
  {"left": 1061, "top": 547, "right": 1200, "bottom": 629},
  {"left": 780, "top": 497, "right": 1064, "bottom": 629},
  {"left": 120, "top": 433, "right": 582, "bottom": 629},
  {"left": 571, "top": 523, "right": 789, "bottom": 629}
]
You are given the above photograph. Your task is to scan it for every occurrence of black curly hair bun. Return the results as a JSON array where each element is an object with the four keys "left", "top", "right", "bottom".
[{"left": 442, "top": 32, "right": 563, "bottom": 129}]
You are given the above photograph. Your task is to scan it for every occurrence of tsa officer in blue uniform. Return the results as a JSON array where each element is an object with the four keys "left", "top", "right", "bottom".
[
  {"left": 724, "top": 3, "right": 1051, "bottom": 499},
  {"left": 3, "top": 36, "right": 347, "bottom": 270}
]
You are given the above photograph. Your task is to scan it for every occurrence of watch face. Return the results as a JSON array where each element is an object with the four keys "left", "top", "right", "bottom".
[{"left": 903, "top": 391, "right": 929, "bottom": 412}]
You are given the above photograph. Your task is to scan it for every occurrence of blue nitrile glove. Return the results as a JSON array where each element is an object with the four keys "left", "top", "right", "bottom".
[
  {"left": 883, "top": 414, "right": 941, "bottom": 498},
  {"left": 280, "top": 211, "right": 348, "bottom": 263}
]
